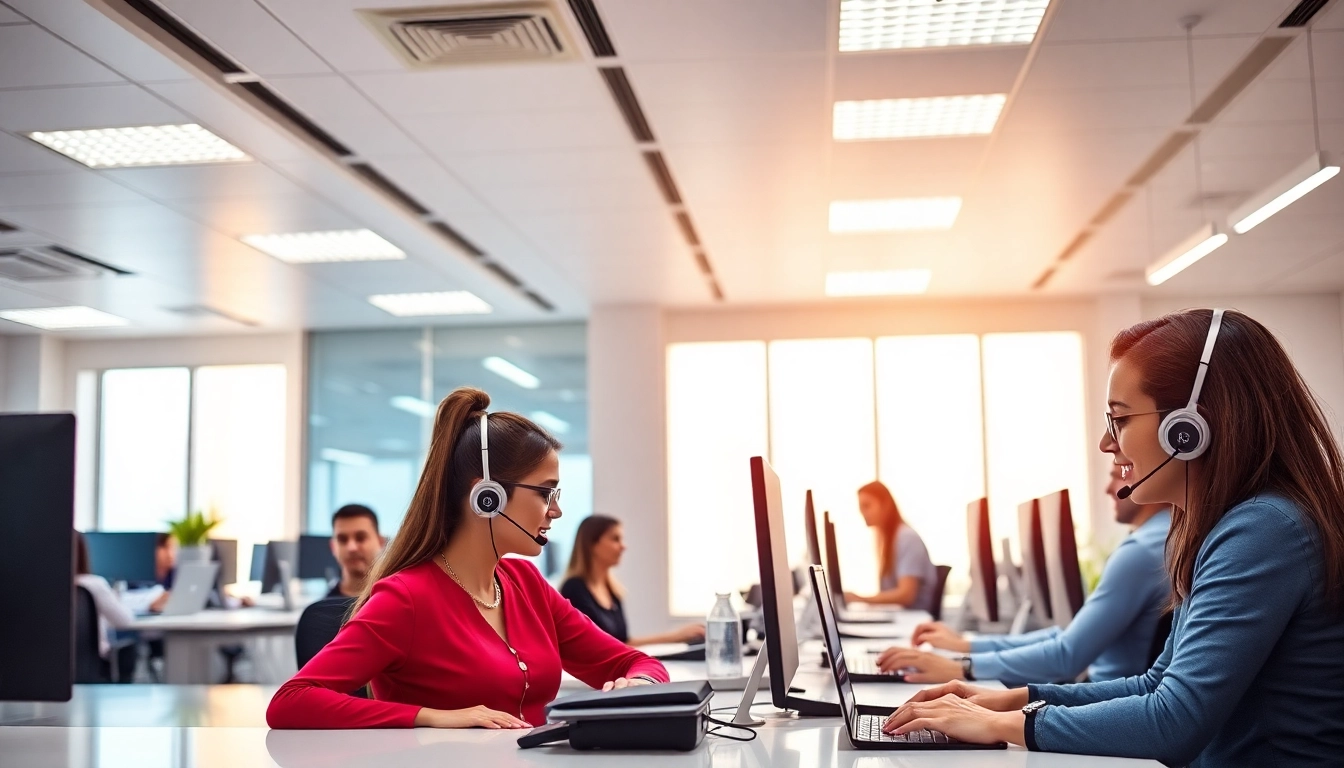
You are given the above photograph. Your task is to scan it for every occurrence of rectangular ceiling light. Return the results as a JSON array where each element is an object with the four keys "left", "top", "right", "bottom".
[
  {"left": 26, "top": 124, "right": 249, "bottom": 168},
  {"left": 1229, "top": 152, "right": 1340, "bottom": 234},
  {"left": 390, "top": 395, "right": 436, "bottom": 418},
  {"left": 839, "top": 0, "right": 1051, "bottom": 52},
  {"left": 368, "top": 291, "right": 492, "bottom": 316},
  {"left": 483, "top": 356, "right": 540, "bottom": 389},
  {"left": 1146, "top": 222, "right": 1229, "bottom": 286},
  {"left": 834, "top": 94, "right": 1006, "bottom": 140},
  {"left": 829, "top": 197, "right": 962, "bottom": 232},
  {"left": 0, "top": 305, "right": 129, "bottom": 330},
  {"left": 826, "top": 269, "right": 931, "bottom": 296},
  {"left": 243, "top": 229, "right": 406, "bottom": 263},
  {"left": 529, "top": 410, "right": 571, "bottom": 434}
]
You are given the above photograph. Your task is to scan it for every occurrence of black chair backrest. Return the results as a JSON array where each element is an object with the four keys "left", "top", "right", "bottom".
[
  {"left": 930, "top": 565, "right": 953, "bottom": 622},
  {"left": 296, "top": 597, "right": 355, "bottom": 668},
  {"left": 73, "top": 585, "right": 107, "bottom": 683},
  {"left": 1147, "top": 610, "right": 1174, "bottom": 668}
]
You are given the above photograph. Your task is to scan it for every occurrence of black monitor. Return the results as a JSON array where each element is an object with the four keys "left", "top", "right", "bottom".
[
  {"left": 262, "top": 540, "right": 298, "bottom": 594},
  {"left": 822, "top": 513, "right": 845, "bottom": 598},
  {"left": 250, "top": 542, "right": 268, "bottom": 582},
  {"left": 298, "top": 534, "right": 339, "bottom": 581},
  {"left": 1017, "top": 499, "right": 1053, "bottom": 624},
  {"left": 966, "top": 498, "right": 999, "bottom": 623},
  {"left": 803, "top": 490, "right": 821, "bottom": 567},
  {"left": 83, "top": 532, "right": 158, "bottom": 584},
  {"left": 0, "top": 413, "right": 75, "bottom": 702},
  {"left": 750, "top": 456, "right": 835, "bottom": 717},
  {"left": 212, "top": 539, "right": 238, "bottom": 585},
  {"left": 1039, "top": 489, "right": 1085, "bottom": 627}
]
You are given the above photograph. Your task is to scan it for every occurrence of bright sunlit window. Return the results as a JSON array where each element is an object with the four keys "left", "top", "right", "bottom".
[{"left": 99, "top": 368, "right": 191, "bottom": 531}]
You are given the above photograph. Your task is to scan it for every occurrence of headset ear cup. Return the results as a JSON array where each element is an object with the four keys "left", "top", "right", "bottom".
[
  {"left": 471, "top": 480, "right": 508, "bottom": 518},
  {"left": 1158, "top": 409, "right": 1211, "bottom": 460}
]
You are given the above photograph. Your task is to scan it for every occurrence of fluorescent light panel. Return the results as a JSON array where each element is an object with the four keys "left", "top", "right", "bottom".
[
  {"left": 834, "top": 94, "right": 1006, "bottom": 140},
  {"left": 483, "top": 356, "right": 540, "bottom": 389},
  {"left": 390, "top": 395, "right": 436, "bottom": 418},
  {"left": 0, "top": 306, "right": 129, "bottom": 330},
  {"left": 368, "top": 291, "right": 492, "bottom": 317},
  {"left": 243, "top": 229, "right": 405, "bottom": 264},
  {"left": 1145, "top": 222, "right": 1229, "bottom": 286},
  {"left": 829, "top": 197, "right": 962, "bottom": 232},
  {"left": 1229, "top": 152, "right": 1340, "bottom": 234},
  {"left": 839, "top": 0, "right": 1051, "bottom": 52},
  {"left": 26, "top": 124, "right": 249, "bottom": 168},
  {"left": 529, "top": 410, "right": 570, "bottom": 434},
  {"left": 826, "top": 269, "right": 931, "bottom": 296}
]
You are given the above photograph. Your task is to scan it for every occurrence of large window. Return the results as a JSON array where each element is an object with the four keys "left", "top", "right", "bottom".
[
  {"left": 307, "top": 324, "right": 591, "bottom": 577},
  {"left": 667, "top": 333, "right": 1089, "bottom": 616}
]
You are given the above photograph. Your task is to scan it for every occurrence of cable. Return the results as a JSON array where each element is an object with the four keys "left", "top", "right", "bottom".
[{"left": 705, "top": 715, "right": 758, "bottom": 742}]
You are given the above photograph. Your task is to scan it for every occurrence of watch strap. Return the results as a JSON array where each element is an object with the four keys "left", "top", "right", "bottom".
[{"left": 1022, "top": 700, "right": 1046, "bottom": 751}]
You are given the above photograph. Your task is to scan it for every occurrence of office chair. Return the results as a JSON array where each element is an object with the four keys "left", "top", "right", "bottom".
[
  {"left": 295, "top": 597, "right": 367, "bottom": 698},
  {"left": 74, "top": 586, "right": 138, "bottom": 684},
  {"left": 929, "top": 565, "right": 953, "bottom": 622},
  {"left": 1147, "top": 611, "right": 1174, "bottom": 668}
]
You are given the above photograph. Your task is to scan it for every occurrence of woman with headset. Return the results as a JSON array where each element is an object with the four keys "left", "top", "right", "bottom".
[
  {"left": 882, "top": 309, "right": 1344, "bottom": 765},
  {"left": 268, "top": 388, "right": 668, "bottom": 730}
]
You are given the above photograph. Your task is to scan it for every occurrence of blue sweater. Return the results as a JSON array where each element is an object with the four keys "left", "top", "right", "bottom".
[
  {"left": 1026, "top": 494, "right": 1344, "bottom": 767},
  {"left": 970, "top": 509, "right": 1169, "bottom": 686}
]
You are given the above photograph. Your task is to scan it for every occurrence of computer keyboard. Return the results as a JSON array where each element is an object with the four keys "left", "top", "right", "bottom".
[
  {"left": 856, "top": 714, "right": 955, "bottom": 744},
  {"left": 848, "top": 652, "right": 899, "bottom": 677}
]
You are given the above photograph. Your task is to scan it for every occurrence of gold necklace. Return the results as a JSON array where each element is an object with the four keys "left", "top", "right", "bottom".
[{"left": 439, "top": 554, "right": 501, "bottom": 609}]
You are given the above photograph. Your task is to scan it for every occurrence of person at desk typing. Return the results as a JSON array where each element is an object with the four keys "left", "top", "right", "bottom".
[
  {"left": 844, "top": 481, "right": 938, "bottom": 612},
  {"left": 877, "top": 452, "right": 1170, "bottom": 685},
  {"left": 267, "top": 388, "right": 668, "bottom": 730},
  {"left": 559, "top": 515, "right": 704, "bottom": 646},
  {"left": 326, "top": 504, "right": 386, "bottom": 599},
  {"left": 881, "top": 310, "right": 1344, "bottom": 766}
]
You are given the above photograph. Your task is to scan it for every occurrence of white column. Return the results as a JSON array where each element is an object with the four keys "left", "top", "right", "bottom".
[
  {"left": 1, "top": 334, "right": 64, "bottom": 413},
  {"left": 588, "top": 305, "right": 670, "bottom": 634}
]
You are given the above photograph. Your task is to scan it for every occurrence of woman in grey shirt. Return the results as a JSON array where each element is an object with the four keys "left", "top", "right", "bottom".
[{"left": 844, "top": 480, "right": 939, "bottom": 612}]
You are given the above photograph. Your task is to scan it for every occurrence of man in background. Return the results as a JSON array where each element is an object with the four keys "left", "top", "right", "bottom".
[{"left": 327, "top": 504, "right": 386, "bottom": 599}]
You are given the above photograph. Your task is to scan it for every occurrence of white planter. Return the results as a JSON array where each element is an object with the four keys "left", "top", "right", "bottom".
[{"left": 178, "top": 544, "right": 213, "bottom": 564}]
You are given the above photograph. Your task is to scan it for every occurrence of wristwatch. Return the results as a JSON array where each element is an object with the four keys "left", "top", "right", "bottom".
[
  {"left": 1022, "top": 699, "right": 1047, "bottom": 751},
  {"left": 959, "top": 656, "right": 976, "bottom": 681}
]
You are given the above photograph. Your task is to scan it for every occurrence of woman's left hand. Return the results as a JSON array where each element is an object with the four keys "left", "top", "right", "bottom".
[
  {"left": 875, "top": 648, "right": 963, "bottom": 683},
  {"left": 882, "top": 694, "right": 1024, "bottom": 746},
  {"left": 601, "top": 677, "right": 654, "bottom": 692}
]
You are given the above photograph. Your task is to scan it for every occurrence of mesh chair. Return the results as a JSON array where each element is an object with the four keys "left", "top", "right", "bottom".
[
  {"left": 929, "top": 565, "right": 953, "bottom": 622},
  {"left": 295, "top": 596, "right": 367, "bottom": 698}
]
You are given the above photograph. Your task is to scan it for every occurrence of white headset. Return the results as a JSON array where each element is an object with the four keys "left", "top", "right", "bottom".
[
  {"left": 1157, "top": 308, "right": 1225, "bottom": 461},
  {"left": 469, "top": 412, "right": 508, "bottom": 518}
]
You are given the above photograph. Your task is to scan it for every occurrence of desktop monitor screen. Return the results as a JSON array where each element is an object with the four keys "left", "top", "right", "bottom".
[
  {"left": 803, "top": 490, "right": 821, "bottom": 567},
  {"left": 250, "top": 543, "right": 268, "bottom": 582},
  {"left": 966, "top": 498, "right": 999, "bottom": 623},
  {"left": 83, "top": 532, "right": 158, "bottom": 584},
  {"left": 750, "top": 456, "right": 801, "bottom": 711},
  {"left": 212, "top": 539, "right": 238, "bottom": 586},
  {"left": 298, "top": 534, "right": 340, "bottom": 581},
  {"left": 1016, "top": 499, "right": 1053, "bottom": 624},
  {"left": 1038, "top": 489, "right": 1085, "bottom": 627},
  {"left": 0, "top": 413, "right": 75, "bottom": 702},
  {"left": 822, "top": 515, "right": 844, "bottom": 598},
  {"left": 262, "top": 540, "right": 298, "bottom": 594}
]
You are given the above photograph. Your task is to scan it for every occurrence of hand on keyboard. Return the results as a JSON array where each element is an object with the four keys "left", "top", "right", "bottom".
[
  {"left": 858, "top": 715, "right": 956, "bottom": 744},
  {"left": 883, "top": 692, "right": 1018, "bottom": 747}
]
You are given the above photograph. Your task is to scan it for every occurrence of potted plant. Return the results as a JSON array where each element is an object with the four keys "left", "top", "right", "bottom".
[{"left": 168, "top": 509, "right": 222, "bottom": 564}]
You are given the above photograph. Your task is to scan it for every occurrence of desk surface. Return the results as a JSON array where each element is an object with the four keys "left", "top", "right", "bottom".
[{"left": 129, "top": 607, "right": 305, "bottom": 632}]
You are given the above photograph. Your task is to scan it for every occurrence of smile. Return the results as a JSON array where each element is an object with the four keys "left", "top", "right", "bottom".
[{"left": 1118, "top": 463, "right": 1134, "bottom": 480}]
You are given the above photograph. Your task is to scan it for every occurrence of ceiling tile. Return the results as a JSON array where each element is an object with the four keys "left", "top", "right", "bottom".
[
  {"left": 0, "top": 170, "right": 151, "bottom": 208},
  {"left": 0, "top": 84, "right": 188, "bottom": 133},
  {"left": 403, "top": 108, "right": 633, "bottom": 155},
  {"left": 1045, "top": 0, "right": 1293, "bottom": 42},
  {"left": 265, "top": 75, "right": 417, "bottom": 155},
  {"left": 598, "top": 0, "right": 828, "bottom": 60},
  {"left": 349, "top": 64, "right": 612, "bottom": 117},
  {"left": 156, "top": 0, "right": 332, "bottom": 76},
  {"left": 0, "top": 24, "right": 121, "bottom": 89},
  {"left": 101, "top": 162, "right": 313, "bottom": 201},
  {"left": 5, "top": 0, "right": 193, "bottom": 82}
]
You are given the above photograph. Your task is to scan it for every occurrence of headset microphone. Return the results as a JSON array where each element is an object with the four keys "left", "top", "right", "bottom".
[
  {"left": 1117, "top": 448, "right": 1182, "bottom": 500},
  {"left": 470, "top": 412, "right": 549, "bottom": 546},
  {"left": 498, "top": 509, "right": 548, "bottom": 546}
]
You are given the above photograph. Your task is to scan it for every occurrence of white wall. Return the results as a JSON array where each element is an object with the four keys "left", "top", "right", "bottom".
[
  {"left": 58, "top": 333, "right": 308, "bottom": 538},
  {"left": 1, "top": 334, "right": 65, "bottom": 413}
]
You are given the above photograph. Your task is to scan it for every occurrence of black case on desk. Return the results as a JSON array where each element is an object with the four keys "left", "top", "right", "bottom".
[
  {"left": 566, "top": 701, "right": 710, "bottom": 751},
  {"left": 529, "top": 680, "right": 713, "bottom": 752}
]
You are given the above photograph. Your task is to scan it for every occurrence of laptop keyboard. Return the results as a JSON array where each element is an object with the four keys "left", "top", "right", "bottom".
[
  {"left": 848, "top": 652, "right": 899, "bottom": 677},
  {"left": 856, "top": 714, "right": 955, "bottom": 745}
]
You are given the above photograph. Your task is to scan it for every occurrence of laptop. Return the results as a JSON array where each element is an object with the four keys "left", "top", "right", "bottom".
[
  {"left": 159, "top": 562, "right": 220, "bottom": 616},
  {"left": 809, "top": 565, "right": 1006, "bottom": 751}
]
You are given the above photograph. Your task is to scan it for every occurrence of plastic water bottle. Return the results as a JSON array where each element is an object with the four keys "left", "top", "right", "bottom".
[{"left": 705, "top": 592, "right": 743, "bottom": 679}]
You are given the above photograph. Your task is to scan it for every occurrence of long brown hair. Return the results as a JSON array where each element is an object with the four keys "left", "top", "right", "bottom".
[
  {"left": 351, "top": 387, "right": 562, "bottom": 615},
  {"left": 563, "top": 515, "right": 625, "bottom": 600},
  {"left": 859, "top": 480, "right": 904, "bottom": 578},
  {"left": 1111, "top": 309, "right": 1344, "bottom": 610}
]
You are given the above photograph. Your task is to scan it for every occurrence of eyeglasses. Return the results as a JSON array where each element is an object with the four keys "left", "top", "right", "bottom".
[
  {"left": 505, "top": 482, "right": 561, "bottom": 510},
  {"left": 1104, "top": 410, "right": 1166, "bottom": 443}
]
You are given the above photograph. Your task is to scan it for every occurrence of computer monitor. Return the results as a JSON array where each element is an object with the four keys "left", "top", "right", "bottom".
[
  {"left": 250, "top": 542, "right": 268, "bottom": 582},
  {"left": 966, "top": 498, "right": 999, "bottom": 623},
  {"left": 1038, "top": 489, "right": 1085, "bottom": 627},
  {"left": 749, "top": 456, "right": 835, "bottom": 717},
  {"left": 1017, "top": 499, "right": 1053, "bottom": 624},
  {"left": 261, "top": 540, "right": 298, "bottom": 594},
  {"left": 211, "top": 539, "right": 238, "bottom": 585},
  {"left": 0, "top": 413, "right": 75, "bottom": 702},
  {"left": 298, "top": 534, "right": 339, "bottom": 581},
  {"left": 803, "top": 490, "right": 821, "bottom": 567},
  {"left": 83, "top": 531, "right": 158, "bottom": 584},
  {"left": 822, "top": 514, "right": 845, "bottom": 598}
]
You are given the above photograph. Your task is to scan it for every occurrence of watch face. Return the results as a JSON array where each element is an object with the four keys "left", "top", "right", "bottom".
[{"left": 1023, "top": 700, "right": 1047, "bottom": 715}]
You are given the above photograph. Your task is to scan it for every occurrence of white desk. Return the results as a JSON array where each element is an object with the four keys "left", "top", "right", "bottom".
[{"left": 130, "top": 607, "right": 306, "bottom": 685}]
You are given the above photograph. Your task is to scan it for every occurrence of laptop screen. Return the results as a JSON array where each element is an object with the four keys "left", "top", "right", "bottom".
[{"left": 809, "top": 565, "right": 858, "bottom": 725}]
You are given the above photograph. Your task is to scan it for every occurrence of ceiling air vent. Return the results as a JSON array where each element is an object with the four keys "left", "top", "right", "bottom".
[
  {"left": 360, "top": 3, "right": 579, "bottom": 68},
  {"left": 0, "top": 246, "right": 129, "bottom": 282}
]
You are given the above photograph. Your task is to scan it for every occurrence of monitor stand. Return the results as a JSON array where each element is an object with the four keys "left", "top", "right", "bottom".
[{"left": 730, "top": 641, "right": 839, "bottom": 726}]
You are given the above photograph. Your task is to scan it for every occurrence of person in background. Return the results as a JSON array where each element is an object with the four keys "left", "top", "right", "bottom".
[
  {"left": 328, "top": 504, "right": 387, "bottom": 599},
  {"left": 875, "top": 438, "right": 1171, "bottom": 685},
  {"left": 73, "top": 531, "right": 139, "bottom": 682},
  {"left": 147, "top": 532, "right": 176, "bottom": 612},
  {"left": 844, "top": 480, "right": 939, "bottom": 612},
  {"left": 560, "top": 515, "right": 705, "bottom": 646},
  {"left": 882, "top": 309, "right": 1344, "bottom": 765}
]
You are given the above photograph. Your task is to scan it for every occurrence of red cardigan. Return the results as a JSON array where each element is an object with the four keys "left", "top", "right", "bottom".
[{"left": 267, "top": 558, "right": 668, "bottom": 728}]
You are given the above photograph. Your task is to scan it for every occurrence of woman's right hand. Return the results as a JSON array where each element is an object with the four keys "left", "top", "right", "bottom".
[
  {"left": 414, "top": 705, "right": 531, "bottom": 729},
  {"left": 910, "top": 621, "right": 970, "bottom": 652},
  {"left": 899, "top": 681, "right": 1030, "bottom": 712}
]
